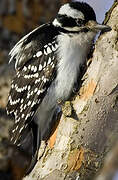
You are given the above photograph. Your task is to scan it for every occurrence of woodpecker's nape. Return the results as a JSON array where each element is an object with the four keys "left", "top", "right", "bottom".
[{"left": 6, "top": 1, "right": 111, "bottom": 175}]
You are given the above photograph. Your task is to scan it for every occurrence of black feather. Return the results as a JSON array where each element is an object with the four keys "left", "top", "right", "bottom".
[
  {"left": 7, "top": 23, "right": 59, "bottom": 174},
  {"left": 70, "top": 2, "right": 96, "bottom": 22}
]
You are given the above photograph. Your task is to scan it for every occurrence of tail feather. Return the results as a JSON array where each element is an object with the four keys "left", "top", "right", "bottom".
[
  {"left": 12, "top": 106, "right": 60, "bottom": 175},
  {"left": 35, "top": 106, "right": 58, "bottom": 140}
]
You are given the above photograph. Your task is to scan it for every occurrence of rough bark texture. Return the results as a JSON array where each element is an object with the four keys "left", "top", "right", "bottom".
[
  {"left": 95, "top": 142, "right": 118, "bottom": 180},
  {"left": 23, "top": 1, "right": 118, "bottom": 180}
]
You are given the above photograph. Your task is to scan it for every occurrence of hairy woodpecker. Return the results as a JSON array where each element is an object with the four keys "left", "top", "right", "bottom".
[{"left": 6, "top": 1, "right": 111, "bottom": 174}]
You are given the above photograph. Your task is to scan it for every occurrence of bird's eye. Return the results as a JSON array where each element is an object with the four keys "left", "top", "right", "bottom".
[
  {"left": 57, "top": 14, "right": 77, "bottom": 27},
  {"left": 76, "top": 19, "right": 84, "bottom": 26}
]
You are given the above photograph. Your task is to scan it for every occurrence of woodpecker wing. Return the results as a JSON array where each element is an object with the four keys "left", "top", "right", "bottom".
[{"left": 7, "top": 23, "right": 59, "bottom": 145}]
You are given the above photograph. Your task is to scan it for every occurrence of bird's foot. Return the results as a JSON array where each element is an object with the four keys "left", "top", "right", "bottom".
[{"left": 62, "top": 101, "right": 73, "bottom": 117}]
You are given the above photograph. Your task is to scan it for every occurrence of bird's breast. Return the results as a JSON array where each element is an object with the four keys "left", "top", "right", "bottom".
[{"left": 55, "top": 33, "right": 89, "bottom": 100}]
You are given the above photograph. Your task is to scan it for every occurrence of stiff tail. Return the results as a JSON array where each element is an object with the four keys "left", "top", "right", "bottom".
[{"left": 25, "top": 105, "right": 60, "bottom": 174}]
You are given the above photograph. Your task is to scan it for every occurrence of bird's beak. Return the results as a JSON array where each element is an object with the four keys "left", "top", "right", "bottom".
[
  {"left": 93, "top": 23, "right": 111, "bottom": 32},
  {"left": 87, "top": 21, "right": 111, "bottom": 32}
]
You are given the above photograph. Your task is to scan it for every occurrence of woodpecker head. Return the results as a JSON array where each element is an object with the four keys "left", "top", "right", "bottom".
[{"left": 53, "top": 2, "right": 111, "bottom": 33}]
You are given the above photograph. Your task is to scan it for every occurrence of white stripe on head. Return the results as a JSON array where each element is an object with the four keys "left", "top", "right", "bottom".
[
  {"left": 53, "top": 18, "right": 62, "bottom": 27},
  {"left": 58, "top": 3, "right": 85, "bottom": 20}
]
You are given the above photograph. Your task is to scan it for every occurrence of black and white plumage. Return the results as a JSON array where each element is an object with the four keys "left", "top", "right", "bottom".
[
  {"left": 7, "top": 24, "right": 59, "bottom": 145},
  {"left": 6, "top": 1, "right": 111, "bottom": 174}
]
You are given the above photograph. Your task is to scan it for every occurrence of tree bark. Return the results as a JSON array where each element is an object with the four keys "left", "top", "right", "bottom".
[{"left": 24, "top": 1, "right": 118, "bottom": 180}]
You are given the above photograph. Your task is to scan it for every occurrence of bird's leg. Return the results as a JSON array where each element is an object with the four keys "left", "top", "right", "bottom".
[{"left": 62, "top": 101, "right": 73, "bottom": 117}]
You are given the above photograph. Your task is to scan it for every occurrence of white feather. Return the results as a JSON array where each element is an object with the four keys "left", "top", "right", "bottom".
[
  {"left": 59, "top": 3, "right": 84, "bottom": 19},
  {"left": 9, "top": 25, "right": 45, "bottom": 67}
]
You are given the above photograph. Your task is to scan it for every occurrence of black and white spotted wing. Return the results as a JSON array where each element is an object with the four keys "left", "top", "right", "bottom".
[{"left": 6, "top": 23, "right": 59, "bottom": 145}]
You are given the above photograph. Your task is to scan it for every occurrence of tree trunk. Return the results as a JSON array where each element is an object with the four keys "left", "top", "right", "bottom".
[{"left": 24, "top": 1, "right": 118, "bottom": 180}]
